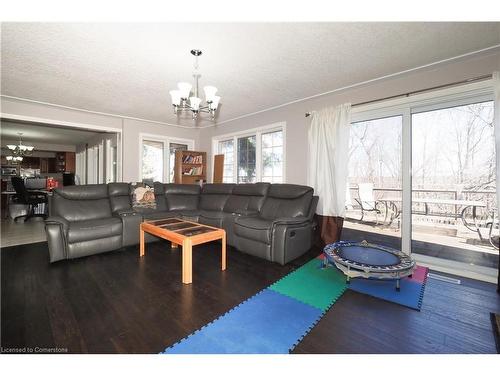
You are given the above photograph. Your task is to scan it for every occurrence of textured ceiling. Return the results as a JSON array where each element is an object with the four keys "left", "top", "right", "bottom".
[
  {"left": 0, "top": 121, "right": 103, "bottom": 145},
  {"left": 1, "top": 22, "right": 500, "bottom": 127}
]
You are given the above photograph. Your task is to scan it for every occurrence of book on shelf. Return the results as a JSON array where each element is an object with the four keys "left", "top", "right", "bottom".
[
  {"left": 182, "top": 154, "right": 203, "bottom": 164},
  {"left": 182, "top": 166, "right": 203, "bottom": 176}
]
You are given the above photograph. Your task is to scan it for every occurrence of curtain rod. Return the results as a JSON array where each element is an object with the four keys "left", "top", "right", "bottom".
[{"left": 304, "top": 74, "right": 492, "bottom": 117}]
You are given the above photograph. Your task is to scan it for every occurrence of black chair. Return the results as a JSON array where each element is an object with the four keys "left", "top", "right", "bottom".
[{"left": 11, "top": 176, "right": 48, "bottom": 222}]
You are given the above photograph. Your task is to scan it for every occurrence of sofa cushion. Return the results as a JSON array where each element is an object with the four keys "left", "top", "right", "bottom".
[
  {"left": 234, "top": 216, "right": 273, "bottom": 244},
  {"left": 199, "top": 210, "right": 225, "bottom": 220},
  {"left": 108, "top": 183, "right": 132, "bottom": 213},
  {"left": 178, "top": 210, "right": 200, "bottom": 220},
  {"left": 223, "top": 182, "right": 270, "bottom": 213},
  {"left": 52, "top": 185, "right": 112, "bottom": 222},
  {"left": 199, "top": 184, "right": 234, "bottom": 211},
  {"left": 142, "top": 210, "right": 178, "bottom": 221},
  {"left": 260, "top": 184, "right": 313, "bottom": 220},
  {"left": 163, "top": 184, "right": 200, "bottom": 211},
  {"left": 68, "top": 217, "right": 122, "bottom": 244}
]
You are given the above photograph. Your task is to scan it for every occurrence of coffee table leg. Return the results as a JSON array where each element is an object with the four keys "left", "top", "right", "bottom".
[
  {"left": 182, "top": 239, "right": 193, "bottom": 284},
  {"left": 140, "top": 225, "right": 145, "bottom": 257},
  {"left": 221, "top": 231, "right": 226, "bottom": 271}
]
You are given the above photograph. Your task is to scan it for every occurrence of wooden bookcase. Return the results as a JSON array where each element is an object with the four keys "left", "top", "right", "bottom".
[{"left": 174, "top": 150, "right": 207, "bottom": 184}]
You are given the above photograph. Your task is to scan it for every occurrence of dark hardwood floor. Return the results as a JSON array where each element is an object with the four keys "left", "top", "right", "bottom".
[{"left": 1, "top": 240, "right": 499, "bottom": 354}]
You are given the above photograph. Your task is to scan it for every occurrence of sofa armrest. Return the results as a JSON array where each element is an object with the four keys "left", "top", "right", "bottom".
[
  {"left": 271, "top": 217, "right": 314, "bottom": 265},
  {"left": 307, "top": 196, "right": 319, "bottom": 221},
  {"left": 233, "top": 209, "right": 259, "bottom": 217},
  {"left": 45, "top": 216, "right": 69, "bottom": 231},
  {"left": 45, "top": 216, "right": 69, "bottom": 263},
  {"left": 272, "top": 216, "right": 310, "bottom": 226},
  {"left": 114, "top": 209, "right": 139, "bottom": 217}
]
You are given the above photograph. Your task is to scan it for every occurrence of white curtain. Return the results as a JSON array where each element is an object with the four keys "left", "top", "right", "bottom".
[
  {"left": 307, "top": 103, "right": 351, "bottom": 217},
  {"left": 494, "top": 72, "right": 500, "bottom": 224}
]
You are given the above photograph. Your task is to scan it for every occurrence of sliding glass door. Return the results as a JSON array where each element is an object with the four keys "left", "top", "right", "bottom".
[
  {"left": 411, "top": 101, "right": 497, "bottom": 272},
  {"left": 343, "top": 83, "right": 497, "bottom": 281},
  {"left": 344, "top": 115, "right": 403, "bottom": 249}
]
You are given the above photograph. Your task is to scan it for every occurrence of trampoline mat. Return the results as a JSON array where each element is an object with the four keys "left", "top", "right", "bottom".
[{"left": 336, "top": 246, "right": 400, "bottom": 267}]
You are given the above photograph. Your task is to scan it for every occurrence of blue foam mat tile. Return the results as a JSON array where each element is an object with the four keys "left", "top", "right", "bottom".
[
  {"left": 348, "top": 277, "right": 426, "bottom": 310},
  {"left": 163, "top": 289, "right": 323, "bottom": 354}
]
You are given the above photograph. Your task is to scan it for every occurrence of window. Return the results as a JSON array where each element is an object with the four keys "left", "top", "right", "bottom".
[
  {"left": 140, "top": 135, "right": 194, "bottom": 183},
  {"left": 218, "top": 139, "right": 234, "bottom": 183},
  {"left": 142, "top": 140, "right": 164, "bottom": 183},
  {"left": 261, "top": 130, "right": 283, "bottom": 183},
  {"left": 169, "top": 143, "right": 188, "bottom": 182},
  {"left": 237, "top": 135, "right": 256, "bottom": 183},
  {"left": 213, "top": 124, "right": 285, "bottom": 184}
]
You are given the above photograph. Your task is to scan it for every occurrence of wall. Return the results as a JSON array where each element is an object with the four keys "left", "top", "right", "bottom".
[
  {"left": 0, "top": 98, "right": 200, "bottom": 182},
  {"left": 199, "top": 48, "right": 500, "bottom": 185}
]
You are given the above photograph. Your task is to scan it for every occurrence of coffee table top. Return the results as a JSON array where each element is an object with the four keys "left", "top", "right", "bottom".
[{"left": 143, "top": 218, "right": 221, "bottom": 238}]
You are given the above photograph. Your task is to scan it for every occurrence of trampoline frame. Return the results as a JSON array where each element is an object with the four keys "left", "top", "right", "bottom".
[{"left": 323, "top": 240, "right": 416, "bottom": 290}]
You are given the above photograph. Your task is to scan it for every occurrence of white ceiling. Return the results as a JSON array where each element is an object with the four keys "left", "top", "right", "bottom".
[
  {"left": 0, "top": 121, "right": 103, "bottom": 145},
  {"left": 1, "top": 22, "right": 500, "bottom": 127}
]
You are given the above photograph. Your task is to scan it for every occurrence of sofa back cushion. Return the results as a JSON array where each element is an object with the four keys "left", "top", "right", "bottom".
[
  {"left": 52, "top": 184, "right": 112, "bottom": 222},
  {"left": 260, "top": 184, "right": 313, "bottom": 219},
  {"left": 200, "top": 183, "right": 235, "bottom": 211},
  {"left": 108, "top": 183, "right": 132, "bottom": 213},
  {"left": 223, "top": 183, "right": 270, "bottom": 213},
  {"left": 154, "top": 183, "right": 200, "bottom": 211}
]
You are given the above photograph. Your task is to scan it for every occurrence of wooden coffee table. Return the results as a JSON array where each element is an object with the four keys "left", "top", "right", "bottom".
[{"left": 139, "top": 218, "right": 226, "bottom": 284}]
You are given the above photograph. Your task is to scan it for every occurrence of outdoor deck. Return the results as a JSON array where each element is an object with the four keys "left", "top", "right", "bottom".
[{"left": 343, "top": 212, "right": 498, "bottom": 270}]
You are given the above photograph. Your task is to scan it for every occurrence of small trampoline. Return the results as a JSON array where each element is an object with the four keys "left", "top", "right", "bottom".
[{"left": 323, "top": 240, "right": 416, "bottom": 290}]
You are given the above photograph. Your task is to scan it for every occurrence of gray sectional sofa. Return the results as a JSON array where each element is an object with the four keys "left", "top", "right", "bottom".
[{"left": 45, "top": 182, "right": 318, "bottom": 265}]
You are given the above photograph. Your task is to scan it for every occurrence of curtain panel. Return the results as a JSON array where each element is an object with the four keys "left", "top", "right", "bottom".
[{"left": 307, "top": 103, "right": 351, "bottom": 245}]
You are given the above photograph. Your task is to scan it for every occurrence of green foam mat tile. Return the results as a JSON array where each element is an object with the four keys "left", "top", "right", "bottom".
[{"left": 269, "top": 258, "right": 347, "bottom": 311}]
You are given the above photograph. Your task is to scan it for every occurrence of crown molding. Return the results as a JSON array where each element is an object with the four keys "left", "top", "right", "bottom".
[
  {"left": 0, "top": 95, "right": 198, "bottom": 130},
  {"left": 199, "top": 44, "right": 500, "bottom": 129}
]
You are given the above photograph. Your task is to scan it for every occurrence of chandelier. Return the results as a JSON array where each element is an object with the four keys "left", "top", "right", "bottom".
[
  {"left": 6, "top": 132, "right": 34, "bottom": 162},
  {"left": 169, "top": 50, "right": 221, "bottom": 121}
]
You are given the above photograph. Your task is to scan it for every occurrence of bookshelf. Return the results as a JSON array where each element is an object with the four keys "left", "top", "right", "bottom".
[{"left": 174, "top": 150, "right": 207, "bottom": 184}]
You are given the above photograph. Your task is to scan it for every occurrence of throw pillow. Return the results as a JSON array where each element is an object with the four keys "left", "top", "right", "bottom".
[{"left": 132, "top": 182, "right": 157, "bottom": 210}]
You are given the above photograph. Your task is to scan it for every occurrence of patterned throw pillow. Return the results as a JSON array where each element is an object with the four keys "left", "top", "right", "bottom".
[{"left": 132, "top": 183, "right": 157, "bottom": 210}]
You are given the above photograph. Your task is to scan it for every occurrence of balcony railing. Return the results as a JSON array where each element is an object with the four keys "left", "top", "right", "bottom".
[{"left": 348, "top": 186, "right": 496, "bottom": 222}]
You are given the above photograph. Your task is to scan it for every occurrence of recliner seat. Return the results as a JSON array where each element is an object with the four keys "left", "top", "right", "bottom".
[{"left": 234, "top": 184, "right": 318, "bottom": 264}]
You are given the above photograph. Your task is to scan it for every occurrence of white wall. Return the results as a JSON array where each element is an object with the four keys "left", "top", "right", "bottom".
[
  {"left": 0, "top": 98, "right": 200, "bottom": 182},
  {"left": 199, "top": 48, "right": 500, "bottom": 185}
]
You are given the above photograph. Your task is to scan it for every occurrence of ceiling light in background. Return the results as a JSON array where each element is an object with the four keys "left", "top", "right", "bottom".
[{"left": 7, "top": 132, "right": 34, "bottom": 157}]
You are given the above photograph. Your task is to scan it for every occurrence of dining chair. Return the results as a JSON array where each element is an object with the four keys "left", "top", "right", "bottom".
[{"left": 11, "top": 176, "right": 48, "bottom": 222}]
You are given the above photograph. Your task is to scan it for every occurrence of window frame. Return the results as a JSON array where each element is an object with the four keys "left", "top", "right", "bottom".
[
  {"left": 139, "top": 133, "right": 195, "bottom": 183},
  {"left": 211, "top": 122, "right": 286, "bottom": 183}
]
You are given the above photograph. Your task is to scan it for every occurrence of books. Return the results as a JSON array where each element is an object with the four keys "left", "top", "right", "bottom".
[
  {"left": 182, "top": 166, "right": 203, "bottom": 176},
  {"left": 182, "top": 154, "right": 203, "bottom": 164}
]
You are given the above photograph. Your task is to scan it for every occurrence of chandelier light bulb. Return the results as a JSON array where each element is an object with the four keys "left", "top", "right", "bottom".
[
  {"left": 7, "top": 145, "right": 16, "bottom": 150},
  {"left": 177, "top": 82, "right": 192, "bottom": 99},
  {"left": 169, "top": 90, "right": 182, "bottom": 106},
  {"left": 210, "top": 96, "right": 221, "bottom": 110},
  {"left": 203, "top": 86, "right": 217, "bottom": 103},
  {"left": 189, "top": 96, "right": 202, "bottom": 111}
]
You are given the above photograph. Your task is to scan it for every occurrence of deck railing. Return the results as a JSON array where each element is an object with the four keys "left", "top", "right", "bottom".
[{"left": 348, "top": 186, "right": 496, "bottom": 222}]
